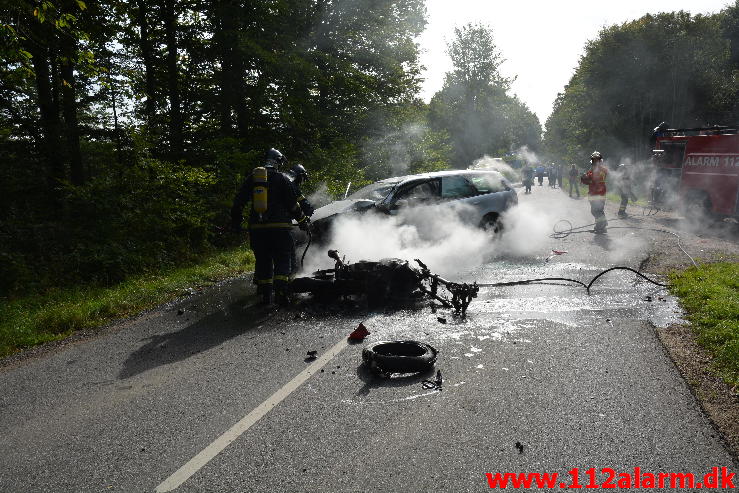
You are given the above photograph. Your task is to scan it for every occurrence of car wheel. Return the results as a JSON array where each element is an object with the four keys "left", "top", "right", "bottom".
[{"left": 480, "top": 213, "right": 503, "bottom": 236}]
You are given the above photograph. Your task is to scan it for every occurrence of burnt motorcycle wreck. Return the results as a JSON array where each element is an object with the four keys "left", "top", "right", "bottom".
[{"left": 291, "top": 250, "right": 479, "bottom": 316}]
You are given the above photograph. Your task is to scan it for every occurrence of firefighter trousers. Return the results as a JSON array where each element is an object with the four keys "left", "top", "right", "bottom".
[
  {"left": 249, "top": 229, "right": 295, "bottom": 299},
  {"left": 589, "top": 197, "right": 608, "bottom": 232}
]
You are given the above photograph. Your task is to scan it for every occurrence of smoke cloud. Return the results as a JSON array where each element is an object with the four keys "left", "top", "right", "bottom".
[
  {"left": 469, "top": 155, "right": 517, "bottom": 182},
  {"left": 306, "top": 182, "right": 333, "bottom": 208},
  {"left": 300, "top": 201, "right": 494, "bottom": 277}
]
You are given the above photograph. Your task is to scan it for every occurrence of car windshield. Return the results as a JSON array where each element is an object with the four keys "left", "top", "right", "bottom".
[{"left": 347, "top": 180, "right": 400, "bottom": 201}]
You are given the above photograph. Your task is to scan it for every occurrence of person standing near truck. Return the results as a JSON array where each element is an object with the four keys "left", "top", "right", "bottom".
[
  {"left": 615, "top": 163, "right": 638, "bottom": 217},
  {"left": 568, "top": 164, "right": 580, "bottom": 198},
  {"left": 581, "top": 151, "right": 608, "bottom": 234}
]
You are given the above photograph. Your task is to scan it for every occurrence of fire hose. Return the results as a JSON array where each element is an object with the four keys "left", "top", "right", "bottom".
[
  {"left": 301, "top": 229, "right": 312, "bottom": 268},
  {"left": 550, "top": 216, "right": 697, "bottom": 267}
]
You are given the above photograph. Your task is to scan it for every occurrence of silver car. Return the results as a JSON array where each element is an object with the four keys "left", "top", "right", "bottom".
[{"left": 306, "top": 170, "right": 518, "bottom": 242}]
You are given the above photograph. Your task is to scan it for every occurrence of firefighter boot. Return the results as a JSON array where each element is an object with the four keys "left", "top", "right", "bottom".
[{"left": 257, "top": 284, "right": 274, "bottom": 306}]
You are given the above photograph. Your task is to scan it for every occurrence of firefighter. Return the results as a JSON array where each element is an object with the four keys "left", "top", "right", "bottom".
[
  {"left": 581, "top": 151, "right": 608, "bottom": 234},
  {"left": 231, "top": 148, "right": 310, "bottom": 305},
  {"left": 521, "top": 164, "right": 534, "bottom": 194},
  {"left": 285, "top": 163, "right": 315, "bottom": 275},
  {"left": 568, "top": 164, "right": 580, "bottom": 198},
  {"left": 286, "top": 164, "right": 315, "bottom": 217},
  {"left": 616, "top": 163, "right": 637, "bottom": 217}
]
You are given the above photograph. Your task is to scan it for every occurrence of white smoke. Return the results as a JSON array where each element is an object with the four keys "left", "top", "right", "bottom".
[
  {"left": 469, "top": 155, "right": 517, "bottom": 182},
  {"left": 300, "top": 201, "right": 495, "bottom": 277},
  {"left": 306, "top": 182, "right": 333, "bottom": 208},
  {"left": 514, "top": 145, "right": 541, "bottom": 165},
  {"left": 299, "top": 176, "right": 660, "bottom": 281}
]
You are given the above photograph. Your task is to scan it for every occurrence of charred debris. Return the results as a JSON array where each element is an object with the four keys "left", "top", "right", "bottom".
[{"left": 291, "top": 250, "right": 479, "bottom": 316}]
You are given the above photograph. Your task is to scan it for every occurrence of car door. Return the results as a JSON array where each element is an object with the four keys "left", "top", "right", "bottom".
[
  {"left": 464, "top": 173, "right": 513, "bottom": 216},
  {"left": 384, "top": 178, "right": 441, "bottom": 215}
]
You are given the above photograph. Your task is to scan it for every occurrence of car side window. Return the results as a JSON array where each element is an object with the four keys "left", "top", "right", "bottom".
[
  {"left": 469, "top": 174, "right": 505, "bottom": 193},
  {"left": 394, "top": 179, "right": 440, "bottom": 203},
  {"left": 441, "top": 175, "right": 477, "bottom": 198}
]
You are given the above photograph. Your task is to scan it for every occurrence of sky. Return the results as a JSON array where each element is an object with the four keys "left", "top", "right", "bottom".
[{"left": 417, "top": 0, "right": 733, "bottom": 128}]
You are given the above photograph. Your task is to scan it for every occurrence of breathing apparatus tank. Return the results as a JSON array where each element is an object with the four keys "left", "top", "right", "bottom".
[{"left": 252, "top": 167, "right": 268, "bottom": 220}]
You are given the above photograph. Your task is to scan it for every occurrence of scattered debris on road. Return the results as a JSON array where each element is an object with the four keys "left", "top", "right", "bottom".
[
  {"left": 305, "top": 350, "right": 318, "bottom": 361},
  {"left": 348, "top": 322, "right": 370, "bottom": 341},
  {"left": 422, "top": 370, "right": 443, "bottom": 390}
]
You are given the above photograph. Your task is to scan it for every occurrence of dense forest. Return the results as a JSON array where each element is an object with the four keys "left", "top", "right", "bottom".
[
  {"left": 544, "top": 2, "right": 739, "bottom": 166},
  {"left": 0, "top": 1, "right": 540, "bottom": 298}
]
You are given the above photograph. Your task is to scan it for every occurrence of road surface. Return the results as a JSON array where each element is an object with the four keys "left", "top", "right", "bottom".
[{"left": 1, "top": 184, "right": 736, "bottom": 492}]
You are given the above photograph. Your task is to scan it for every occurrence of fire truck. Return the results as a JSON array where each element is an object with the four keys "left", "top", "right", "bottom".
[{"left": 650, "top": 123, "right": 739, "bottom": 219}]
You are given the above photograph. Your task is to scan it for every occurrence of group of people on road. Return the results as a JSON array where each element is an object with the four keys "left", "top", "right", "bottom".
[{"left": 520, "top": 151, "right": 637, "bottom": 235}]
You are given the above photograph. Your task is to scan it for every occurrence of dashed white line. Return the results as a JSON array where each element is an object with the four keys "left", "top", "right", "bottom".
[{"left": 155, "top": 337, "right": 350, "bottom": 492}]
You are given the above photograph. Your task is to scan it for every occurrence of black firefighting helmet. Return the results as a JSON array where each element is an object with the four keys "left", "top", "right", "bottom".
[
  {"left": 265, "top": 148, "right": 287, "bottom": 167},
  {"left": 290, "top": 164, "right": 308, "bottom": 185}
]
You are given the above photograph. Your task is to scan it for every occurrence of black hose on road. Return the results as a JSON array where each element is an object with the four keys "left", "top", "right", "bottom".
[{"left": 477, "top": 266, "right": 667, "bottom": 293}]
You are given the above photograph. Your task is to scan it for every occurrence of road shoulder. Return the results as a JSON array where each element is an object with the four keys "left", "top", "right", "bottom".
[{"left": 637, "top": 208, "right": 739, "bottom": 461}]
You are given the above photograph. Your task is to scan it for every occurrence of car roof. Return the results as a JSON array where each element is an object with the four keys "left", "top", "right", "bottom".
[{"left": 377, "top": 169, "right": 506, "bottom": 186}]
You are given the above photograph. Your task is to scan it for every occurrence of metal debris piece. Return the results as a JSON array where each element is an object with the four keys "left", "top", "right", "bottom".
[{"left": 422, "top": 370, "right": 443, "bottom": 390}]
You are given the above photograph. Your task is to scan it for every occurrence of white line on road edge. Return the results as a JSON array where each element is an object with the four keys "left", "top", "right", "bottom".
[{"left": 155, "top": 337, "right": 350, "bottom": 492}]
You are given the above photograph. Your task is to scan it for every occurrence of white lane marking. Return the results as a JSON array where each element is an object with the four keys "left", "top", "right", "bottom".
[{"left": 155, "top": 337, "right": 350, "bottom": 492}]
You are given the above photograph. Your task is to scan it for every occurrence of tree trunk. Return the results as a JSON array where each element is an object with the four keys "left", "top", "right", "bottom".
[
  {"left": 60, "top": 37, "right": 84, "bottom": 186},
  {"left": 164, "top": 0, "right": 183, "bottom": 161},
  {"left": 28, "top": 38, "right": 64, "bottom": 203},
  {"left": 136, "top": 0, "right": 156, "bottom": 125},
  {"left": 213, "top": 0, "right": 234, "bottom": 136}
]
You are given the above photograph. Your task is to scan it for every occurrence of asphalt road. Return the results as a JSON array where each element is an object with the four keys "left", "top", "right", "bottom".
[{"left": 1, "top": 184, "right": 737, "bottom": 492}]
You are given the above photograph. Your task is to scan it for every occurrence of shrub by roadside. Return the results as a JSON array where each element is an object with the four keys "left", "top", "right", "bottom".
[{"left": 0, "top": 248, "right": 255, "bottom": 358}]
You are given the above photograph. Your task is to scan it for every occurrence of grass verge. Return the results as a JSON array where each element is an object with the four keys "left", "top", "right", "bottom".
[
  {"left": 0, "top": 247, "right": 255, "bottom": 359},
  {"left": 669, "top": 262, "right": 739, "bottom": 386}
]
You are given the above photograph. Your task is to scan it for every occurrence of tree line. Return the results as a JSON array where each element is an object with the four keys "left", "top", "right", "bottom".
[
  {"left": 0, "top": 1, "right": 541, "bottom": 297},
  {"left": 543, "top": 3, "right": 739, "bottom": 167}
]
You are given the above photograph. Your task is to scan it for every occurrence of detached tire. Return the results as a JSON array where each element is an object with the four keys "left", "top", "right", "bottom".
[{"left": 362, "top": 340, "right": 438, "bottom": 374}]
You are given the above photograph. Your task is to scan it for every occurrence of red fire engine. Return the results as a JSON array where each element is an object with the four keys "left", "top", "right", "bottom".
[{"left": 650, "top": 123, "right": 739, "bottom": 218}]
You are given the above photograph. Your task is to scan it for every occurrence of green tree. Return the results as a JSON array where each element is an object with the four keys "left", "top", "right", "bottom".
[
  {"left": 428, "top": 23, "right": 541, "bottom": 168},
  {"left": 544, "top": 8, "right": 738, "bottom": 165}
]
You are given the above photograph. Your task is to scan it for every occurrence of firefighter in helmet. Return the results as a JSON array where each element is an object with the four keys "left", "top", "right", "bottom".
[
  {"left": 231, "top": 148, "right": 310, "bottom": 305},
  {"left": 287, "top": 164, "right": 315, "bottom": 217},
  {"left": 580, "top": 151, "right": 608, "bottom": 233},
  {"left": 285, "top": 163, "right": 315, "bottom": 274}
]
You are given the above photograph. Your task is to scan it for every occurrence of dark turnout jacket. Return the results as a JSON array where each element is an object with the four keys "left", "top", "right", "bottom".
[{"left": 231, "top": 166, "right": 307, "bottom": 230}]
